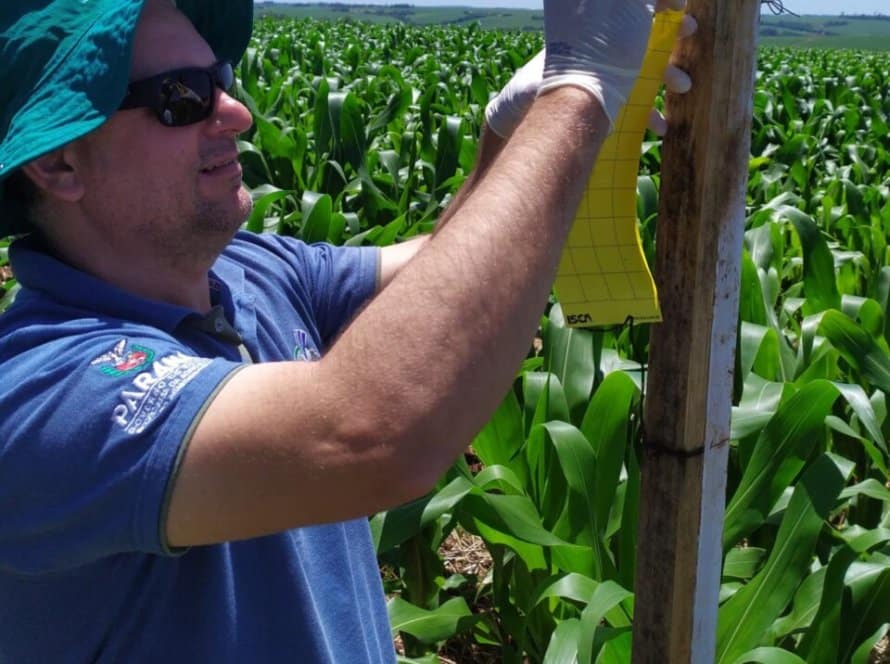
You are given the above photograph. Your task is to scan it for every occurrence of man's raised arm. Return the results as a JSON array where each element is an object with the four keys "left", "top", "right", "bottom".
[{"left": 165, "top": 0, "right": 675, "bottom": 547}]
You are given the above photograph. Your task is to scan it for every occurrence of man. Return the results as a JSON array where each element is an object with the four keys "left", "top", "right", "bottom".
[{"left": 0, "top": 0, "right": 693, "bottom": 660}]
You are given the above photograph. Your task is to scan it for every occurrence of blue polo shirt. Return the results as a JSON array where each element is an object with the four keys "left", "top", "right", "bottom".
[{"left": 0, "top": 231, "right": 395, "bottom": 663}]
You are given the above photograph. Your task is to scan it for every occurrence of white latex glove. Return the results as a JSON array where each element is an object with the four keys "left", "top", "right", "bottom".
[
  {"left": 485, "top": 13, "right": 696, "bottom": 138},
  {"left": 484, "top": 50, "right": 547, "bottom": 139},
  {"left": 539, "top": 0, "right": 686, "bottom": 125}
]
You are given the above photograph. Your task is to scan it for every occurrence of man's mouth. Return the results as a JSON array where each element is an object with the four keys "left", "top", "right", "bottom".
[{"left": 200, "top": 156, "right": 240, "bottom": 174}]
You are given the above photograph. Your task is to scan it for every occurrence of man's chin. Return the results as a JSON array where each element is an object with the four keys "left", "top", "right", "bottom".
[
  {"left": 236, "top": 186, "right": 254, "bottom": 226},
  {"left": 226, "top": 185, "right": 253, "bottom": 232},
  {"left": 198, "top": 187, "right": 253, "bottom": 235}
]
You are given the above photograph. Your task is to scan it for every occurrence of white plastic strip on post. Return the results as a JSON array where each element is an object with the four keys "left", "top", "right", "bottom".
[{"left": 692, "top": 213, "right": 744, "bottom": 662}]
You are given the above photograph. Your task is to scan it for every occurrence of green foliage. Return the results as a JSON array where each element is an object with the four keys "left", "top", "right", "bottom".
[
  {"left": 354, "top": 37, "right": 890, "bottom": 663},
  {"left": 231, "top": 18, "right": 539, "bottom": 245},
  {"left": 1, "top": 15, "right": 887, "bottom": 662},
  {"left": 253, "top": 5, "right": 890, "bottom": 50},
  {"left": 0, "top": 240, "right": 17, "bottom": 314}
]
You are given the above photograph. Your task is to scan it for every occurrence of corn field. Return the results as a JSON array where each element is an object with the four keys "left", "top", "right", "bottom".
[{"left": 1, "top": 17, "right": 889, "bottom": 664}]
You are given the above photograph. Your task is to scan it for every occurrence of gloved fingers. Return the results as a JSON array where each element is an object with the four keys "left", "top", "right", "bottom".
[
  {"left": 524, "top": 49, "right": 547, "bottom": 70},
  {"left": 663, "top": 15, "right": 696, "bottom": 95},
  {"left": 516, "top": 50, "right": 546, "bottom": 91},
  {"left": 664, "top": 64, "right": 692, "bottom": 94},
  {"left": 679, "top": 14, "right": 698, "bottom": 38},
  {"left": 647, "top": 109, "right": 668, "bottom": 137},
  {"left": 484, "top": 49, "right": 546, "bottom": 137}
]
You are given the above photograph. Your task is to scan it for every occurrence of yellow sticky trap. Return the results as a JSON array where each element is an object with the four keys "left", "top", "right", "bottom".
[{"left": 555, "top": 10, "right": 684, "bottom": 328}]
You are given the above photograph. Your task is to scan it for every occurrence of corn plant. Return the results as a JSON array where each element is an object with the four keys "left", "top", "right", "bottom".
[{"left": 0, "top": 240, "right": 16, "bottom": 313}]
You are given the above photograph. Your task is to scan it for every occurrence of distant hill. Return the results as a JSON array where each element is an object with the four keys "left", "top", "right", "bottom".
[
  {"left": 253, "top": 2, "right": 543, "bottom": 31},
  {"left": 758, "top": 14, "right": 890, "bottom": 50},
  {"left": 253, "top": 3, "right": 890, "bottom": 50}
]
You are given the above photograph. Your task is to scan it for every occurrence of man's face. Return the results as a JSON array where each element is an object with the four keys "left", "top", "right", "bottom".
[{"left": 69, "top": 0, "right": 254, "bottom": 264}]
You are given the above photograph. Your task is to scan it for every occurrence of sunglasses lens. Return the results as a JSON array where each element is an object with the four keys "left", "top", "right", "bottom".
[
  {"left": 217, "top": 62, "right": 235, "bottom": 93},
  {"left": 120, "top": 62, "right": 234, "bottom": 127},
  {"left": 158, "top": 71, "right": 214, "bottom": 127}
]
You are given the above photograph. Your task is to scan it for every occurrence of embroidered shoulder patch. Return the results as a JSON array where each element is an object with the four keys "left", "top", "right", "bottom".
[
  {"left": 110, "top": 351, "right": 213, "bottom": 435},
  {"left": 91, "top": 340, "right": 155, "bottom": 377}
]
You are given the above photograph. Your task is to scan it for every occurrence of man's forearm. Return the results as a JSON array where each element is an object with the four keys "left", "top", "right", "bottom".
[
  {"left": 323, "top": 87, "right": 609, "bottom": 490},
  {"left": 433, "top": 123, "right": 507, "bottom": 231}
]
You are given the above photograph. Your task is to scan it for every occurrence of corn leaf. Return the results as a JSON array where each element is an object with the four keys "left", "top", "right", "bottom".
[
  {"left": 717, "top": 454, "right": 845, "bottom": 664},
  {"left": 579, "top": 372, "right": 638, "bottom": 546},
  {"left": 819, "top": 309, "right": 890, "bottom": 394},
  {"left": 728, "top": 647, "right": 806, "bottom": 664},
  {"left": 544, "top": 305, "right": 596, "bottom": 425},
  {"left": 387, "top": 596, "right": 473, "bottom": 642},
  {"left": 724, "top": 380, "right": 840, "bottom": 549},
  {"left": 542, "top": 619, "right": 580, "bottom": 664}
]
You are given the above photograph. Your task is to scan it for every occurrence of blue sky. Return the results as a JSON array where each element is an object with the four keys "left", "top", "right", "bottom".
[{"left": 270, "top": 0, "right": 887, "bottom": 13}]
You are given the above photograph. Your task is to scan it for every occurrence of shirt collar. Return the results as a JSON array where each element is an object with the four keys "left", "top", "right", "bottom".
[{"left": 9, "top": 234, "right": 247, "bottom": 334}]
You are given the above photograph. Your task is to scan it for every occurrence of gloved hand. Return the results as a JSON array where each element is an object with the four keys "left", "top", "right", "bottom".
[
  {"left": 485, "top": 11, "right": 696, "bottom": 138},
  {"left": 539, "top": 0, "right": 687, "bottom": 125},
  {"left": 484, "top": 50, "right": 546, "bottom": 139}
]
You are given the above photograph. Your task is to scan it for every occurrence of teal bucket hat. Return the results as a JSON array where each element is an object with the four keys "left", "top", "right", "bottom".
[{"left": 0, "top": 0, "right": 254, "bottom": 236}]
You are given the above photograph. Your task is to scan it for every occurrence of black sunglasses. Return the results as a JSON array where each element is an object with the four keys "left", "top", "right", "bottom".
[{"left": 118, "top": 61, "right": 234, "bottom": 127}]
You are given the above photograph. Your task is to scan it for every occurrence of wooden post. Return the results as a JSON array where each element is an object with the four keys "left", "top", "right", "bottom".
[{"left": 632, "top": 2, "right": 760, "bottom": 663}]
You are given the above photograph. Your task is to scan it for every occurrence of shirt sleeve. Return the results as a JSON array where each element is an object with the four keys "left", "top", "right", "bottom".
[
  {"left": 226, "top": 232, "right": 380, "bottom": 348},
  {"left": 0, "top": 330, "right": 242, "bottom": 574},
  {"left": 301, "top": 241, "right": 380, "bottom": 345}
]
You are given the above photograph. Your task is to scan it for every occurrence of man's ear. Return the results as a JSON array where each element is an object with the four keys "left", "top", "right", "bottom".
[{"left": 21, "top": 149, "right": 85, "bottom": 203}]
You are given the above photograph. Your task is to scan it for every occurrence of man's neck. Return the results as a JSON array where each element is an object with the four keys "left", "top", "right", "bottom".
[{"left": 41, "top": 224, "right": 221, "bottom": 313}]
